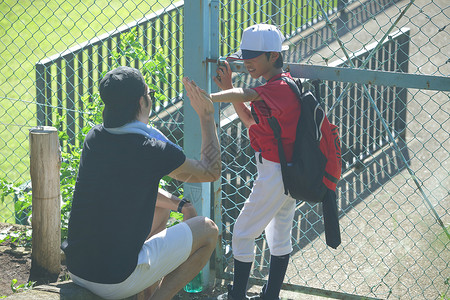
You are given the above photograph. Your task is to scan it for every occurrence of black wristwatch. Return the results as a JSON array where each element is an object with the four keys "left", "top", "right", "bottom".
[{"left": 177, "top": 198, "right": 191, "bottom": 213}]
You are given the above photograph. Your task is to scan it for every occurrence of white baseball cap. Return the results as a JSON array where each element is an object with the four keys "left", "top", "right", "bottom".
[{"left": 228, "top": 24, "right": 289, "bottom": 60}]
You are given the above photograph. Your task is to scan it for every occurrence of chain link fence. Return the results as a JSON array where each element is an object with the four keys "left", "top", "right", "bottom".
[
  {"left": 217, "top": 0, "right": 449, "bottom": 299},
  {"left": 0, "top": 0, "right": 448, "bottom": 299}
]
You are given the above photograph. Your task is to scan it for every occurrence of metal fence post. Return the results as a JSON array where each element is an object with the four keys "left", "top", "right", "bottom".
[
  {"left": 395, "top": 29, "right": 410, "bottom": 142},
  {"left": 35, "top": 63, "right": 46, "bottom": 127},
  {"left": 66, "top": 54, "right": 76, "bottom": 147},
  {"left": 209, "top": 0, "right": 222, "bottom": 282},
  {"left": 183, "top": 0, "right": 220, "bottom": 289},
  {"left": 271, "top": 0, "right": 281, "bottom": 26}
]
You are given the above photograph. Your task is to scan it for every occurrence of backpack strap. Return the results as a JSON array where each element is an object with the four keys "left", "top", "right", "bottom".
[
  {"left": 267, "top": 116, "right": 289, "bottom": 195},
  {"left": 278, "top": 76, "right": 302, "bottom": 99},
  {"left": 265, "top": 76, "right": 302, "bottom": 196}
]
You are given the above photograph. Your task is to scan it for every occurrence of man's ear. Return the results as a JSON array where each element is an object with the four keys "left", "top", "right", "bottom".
[{"left": 140, "top": 95, "right": 149, "bottom": 108}]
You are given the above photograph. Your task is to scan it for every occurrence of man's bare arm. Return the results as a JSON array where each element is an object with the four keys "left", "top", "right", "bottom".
[
  {"left": 169, "top": 78, "right": 221, "bottom": 183},
  {"left": 156, "top": 189, "right": 196, "bottom": 220}
]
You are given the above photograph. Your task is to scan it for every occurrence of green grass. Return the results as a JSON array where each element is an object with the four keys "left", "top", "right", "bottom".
[{"left": 0, "top": 0, "right": 172, "bottom": 221}]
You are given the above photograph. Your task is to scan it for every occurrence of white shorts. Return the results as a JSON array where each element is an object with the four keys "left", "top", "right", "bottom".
[
  {"left": 232, "top": 153, "right": 296, "bottom": 263},
  {"left": 70, "top": 222, "right": 193, "bottom": 300}
]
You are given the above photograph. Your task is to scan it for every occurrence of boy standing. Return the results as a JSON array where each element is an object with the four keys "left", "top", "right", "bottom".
[{"left": 212, "top": 24, "right": 300, "bottom": 300}]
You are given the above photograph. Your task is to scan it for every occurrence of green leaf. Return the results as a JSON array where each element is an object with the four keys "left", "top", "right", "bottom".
[
  {"left": 10, "top": 279, "right": 17, "bottom": 292},
  {"left": 59, "top": 132, "right": 69, "bottom": 140}
]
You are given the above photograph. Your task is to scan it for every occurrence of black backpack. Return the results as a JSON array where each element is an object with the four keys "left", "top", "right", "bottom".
[{"left": 254, "top": 76, "right": 342, "bottom": 248}]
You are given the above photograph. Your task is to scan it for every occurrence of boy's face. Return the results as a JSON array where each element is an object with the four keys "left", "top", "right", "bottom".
[{"left": 244, "top": 52, "right": 279, "bottom": 80}]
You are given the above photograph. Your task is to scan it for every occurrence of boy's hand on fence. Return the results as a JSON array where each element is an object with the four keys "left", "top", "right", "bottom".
[
  {"left": 214, "top": 60, "right": 233, "bottom": 90},
  {"left": 183, "top": 77, "right": 214, "bottom": 117}
]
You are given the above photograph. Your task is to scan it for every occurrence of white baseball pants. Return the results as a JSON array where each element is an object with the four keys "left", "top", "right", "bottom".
[{"left": 232, "top": 153, "right": 296, "bottom": 263}]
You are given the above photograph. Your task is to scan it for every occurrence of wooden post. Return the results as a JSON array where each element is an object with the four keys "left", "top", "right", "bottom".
[{"left": 29, "top": 126, "right": 61, "bottom": 282}]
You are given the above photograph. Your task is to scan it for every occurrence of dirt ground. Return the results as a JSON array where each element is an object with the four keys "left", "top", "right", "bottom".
[
  {"left": 0, "top": 229, "right": 32, "bottom": 298},
  {"left": 0, "top": 223, "right": 40, "bottom": 297},
  {"left": 0, "top": 222, "right": 72, "bottom": 298}
]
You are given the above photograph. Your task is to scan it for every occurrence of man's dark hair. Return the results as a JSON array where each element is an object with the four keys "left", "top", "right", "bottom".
[
  {"left": 266, "top": 52, "right": 284, "bottom": 68},
  {"left": 99, "top": 66, "right": 146, "bottom": 127}
]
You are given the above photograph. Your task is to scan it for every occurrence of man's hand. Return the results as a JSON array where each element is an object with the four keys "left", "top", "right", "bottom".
[
  {"left": 183, "top": 77, "right": 214, "bottom": 117},
  {"left": 170, "top": 77, "right": 221, "bottom": 183},
  {"left": 213, "top": 60, "right": 233, "bottom": 90}
]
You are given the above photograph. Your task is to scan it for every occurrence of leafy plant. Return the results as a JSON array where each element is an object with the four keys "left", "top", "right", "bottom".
[
  {"left": 110, "top": 27, "right": 169, "bottom": 105},
  {"left": 0, "top": 228, "right": 32, "bottom": 248},
  {"left": 10, "top": 279, "right": 35, "bottom": 293},
  {"left": 0, "top": 180, "right": 32, "bottom": 223},
  {"left": 160, "top": 176, "right": 184, "bottom": 228},
  {"left": 0, "top": 179, "right": 32, "bottom": 247}
]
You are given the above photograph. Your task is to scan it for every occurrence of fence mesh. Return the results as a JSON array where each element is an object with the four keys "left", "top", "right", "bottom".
[
  {"left": 218, "top": 0, "right": 449, "bottom": 299},
  {"left": 0, "top": 0, "right": 448, "bottom": 299}
]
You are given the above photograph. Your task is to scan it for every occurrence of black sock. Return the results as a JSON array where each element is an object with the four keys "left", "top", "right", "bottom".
[
  {"left": 231, "top": 258, "right": 252, "bottom": 299},
  {"left": 264, "top": 254, "right": 290, "bottom": 299}
]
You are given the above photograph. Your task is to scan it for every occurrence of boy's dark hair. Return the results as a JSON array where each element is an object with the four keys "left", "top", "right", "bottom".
[{"left": 265, "top": 52, "right": 284, "bottom": 68}]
